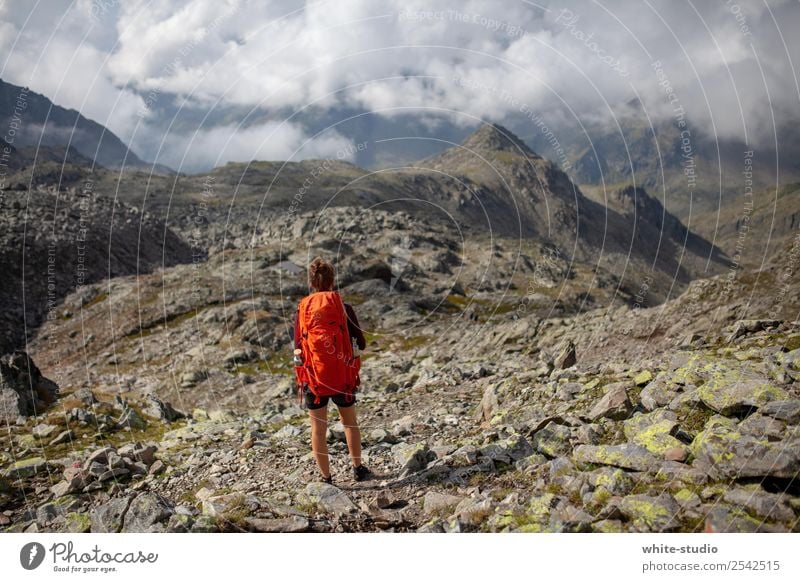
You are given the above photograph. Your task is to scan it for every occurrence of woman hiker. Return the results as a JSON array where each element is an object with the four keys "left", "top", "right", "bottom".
[{"left": 293, "top": 257, "right": 372, "bottom": 483}]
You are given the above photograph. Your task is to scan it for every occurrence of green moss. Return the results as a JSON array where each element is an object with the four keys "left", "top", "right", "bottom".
[{"left": 63, "top": 511, "right": 91, "bottom": 533}]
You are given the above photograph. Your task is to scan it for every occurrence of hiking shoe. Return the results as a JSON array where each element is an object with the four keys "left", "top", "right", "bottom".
[
  {"left": 322, "top": 475, "right": 333, "bottom": 485},
  {"left": 353, "top": 464, "right": 372, "bottom": 482}
]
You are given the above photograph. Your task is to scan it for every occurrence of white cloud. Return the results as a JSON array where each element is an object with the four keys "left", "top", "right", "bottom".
[
  {"left": 144, "top": 121, "right": 354, "bottom": 173},
  {"left": 2, "top": 0, "right": 799, "bottom": 170}
]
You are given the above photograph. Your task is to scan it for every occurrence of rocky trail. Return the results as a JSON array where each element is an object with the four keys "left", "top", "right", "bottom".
[{"left": 2, "top": 315, "right": 799, "bottom": 533}]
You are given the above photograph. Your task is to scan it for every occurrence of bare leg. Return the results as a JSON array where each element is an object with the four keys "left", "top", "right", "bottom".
[
  {"left": 308, "top": 406, "right": 330, "bottom": 479},
  {"left": 337, "top": 405, "right": 362, "bottom": 467}
]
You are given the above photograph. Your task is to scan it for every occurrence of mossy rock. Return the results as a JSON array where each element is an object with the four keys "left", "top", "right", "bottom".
[{"left": 694, "top": 359, "right": 787, "bottom": 416}]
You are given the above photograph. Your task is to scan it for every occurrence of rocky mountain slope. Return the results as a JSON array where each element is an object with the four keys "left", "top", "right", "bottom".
[
  {"left": 0, "top": 198, "right": 797, "bottom": 533},
  {"left": 1, "top": 285, "right": 798, "bottom": 532},
  {"left": 0, "top": 78, "right": 162, "bottom": 171},
  {"left": 0, "top": 188, "right": 198, "bottom": 353}
]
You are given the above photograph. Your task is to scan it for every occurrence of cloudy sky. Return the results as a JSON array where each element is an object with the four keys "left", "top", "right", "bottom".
[{"left": 1, "top": 0, "right": 798, "bottom": 172}]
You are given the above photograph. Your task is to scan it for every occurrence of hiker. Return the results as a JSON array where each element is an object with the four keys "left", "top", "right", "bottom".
[{"left": 293, "top": 257, "right": 371, "bottom": 483}]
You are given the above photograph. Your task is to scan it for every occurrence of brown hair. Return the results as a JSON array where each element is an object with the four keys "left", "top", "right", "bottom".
[{"left": 309, "top": 257, "right": 335, "bottom": 291}]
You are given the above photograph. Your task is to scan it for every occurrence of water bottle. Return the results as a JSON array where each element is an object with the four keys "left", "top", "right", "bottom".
[{"left": 292, "top": 348, "right": 303, "bottom": 366}]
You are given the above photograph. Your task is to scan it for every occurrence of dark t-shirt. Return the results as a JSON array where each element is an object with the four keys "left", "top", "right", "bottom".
[{"left": 293, "top": 300, "right": 366, "bottom": 351}]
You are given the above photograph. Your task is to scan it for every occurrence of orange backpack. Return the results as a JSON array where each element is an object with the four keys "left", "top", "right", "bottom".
[{"left": 295, "top": 291, "right": 360, "bottom": 403}]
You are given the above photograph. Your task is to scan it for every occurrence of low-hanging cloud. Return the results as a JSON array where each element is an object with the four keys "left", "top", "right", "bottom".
[{"left": 1, "top": 0, "right": 799, "bottom": 171}]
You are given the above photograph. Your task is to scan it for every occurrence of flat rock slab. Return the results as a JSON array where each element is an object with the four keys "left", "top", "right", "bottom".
[
  {"left": 423, "top": 491, "right": 465, "bottom": 516},
  {"left": 759, "top": 399, "right": 800, "bottom": 424},
  {"left": 588, "top": 382, "right": 632, "bottom": 421},
  {"left": 573, "top": 444, "right": 659, "bottom": 472},
  {"left": 691, "top": 416, "right": 800, "bottom": 479},
  {"left": 695, "top": 362, "right": 787, "bottom": 416},
  {"left": 619, "top": 494, "right": 680, "bottom": 532},
  {"left": 302, "top": 482, "right": 357, "bottom": 517}
]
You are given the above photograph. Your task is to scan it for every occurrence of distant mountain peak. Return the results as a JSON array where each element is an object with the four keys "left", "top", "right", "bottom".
[{"left": 461, "top": 123, "right": 538, "bottom": 157}]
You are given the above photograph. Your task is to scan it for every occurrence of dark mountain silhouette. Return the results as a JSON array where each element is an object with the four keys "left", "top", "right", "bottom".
[{"left": 0, "top": 78, "right": 169, "bottom": 172}]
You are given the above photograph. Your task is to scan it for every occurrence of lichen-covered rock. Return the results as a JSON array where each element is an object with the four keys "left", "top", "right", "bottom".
[
  {"left": 574, "top": 444, "right": 659, "bottom": 472},
  {"left": 722, "top": 487, "right": 795, "bottom": 523},
  {"left": 587, "top": 467, "right": 634, "bottom": 496},
  {"left": 695, "top": 361, "right": 787, "bottom": 416},
  {"left": 532, "top": 421, "right": 572, "bottom": 458},
  {"left": 623, "top": 410, "right": 685, "bottom": 454},
  {"left": 640, "top": 373, "right": 681, "bottom": 411},
  {"left": 392, "top": 442, "right": 434, "bottom": 476},
  {"left": 619, "top": 494, "right": 680, "bottom": 531},
  {"left": 4, "top": 457, "right": 51, "bottom": 479},
  {"left": 691, "top": 416, "right": 800, "bottom": 479}
]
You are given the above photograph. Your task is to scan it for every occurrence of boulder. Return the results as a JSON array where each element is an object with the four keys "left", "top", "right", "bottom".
[
  {"left": 722, "top": 488, "right": 794, "bottom": 523},
  {"left": 704, "top": 507, "right": 772, "bottom": 533},
  {"left": 554, "top": 340, "right": 577, "bottom": 369},
  {"left": 696, "top": 362, "right": 787, "bottom": 416},
  {"left": 423, "top": 491, "right": 465, "bottom": 516},
  {"left": 532, "top": 422, "right": 572, "bottom": 458},
  {"left": 588, "top": 382, "right": 632, "bottom": 421},
  {"left": 691, "top": 416, "right": 800, "bottom": 479},
  {"left": 142, "top": 395, "right": 185, "bottom": 422},
  {"left": 392, "top": 442, "right": 434, "bottom": 476},
  {"left": 640, "top": 373, "right": 680, "bottom": 411},
  {"left": 0, "top": 351, "right": 59, "bottom": 422},
  {"left": 90, "top": 496, "right": 134, "bottom": 533},
  {"left": 302, "top": 482, "right": 357, "bottom": 517},
  {"left": 759, "top": 399, "right": 800, "bottom": 424},
  {"left": 574, "top": 444, "right": 659, "bottom": 472},
  {"left": 122, "top": 493, "right": 175, "bottom": 532},
  {"left": 619, "top": 494, "right": 680, "bottom": 531},
  {"left": 727, "top": 319, "right": 781, "bottom": 342}
]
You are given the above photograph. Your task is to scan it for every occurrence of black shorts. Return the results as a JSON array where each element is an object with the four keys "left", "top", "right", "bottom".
[{"left": 303, "top": 388, "right": 356, "bottom": 410}]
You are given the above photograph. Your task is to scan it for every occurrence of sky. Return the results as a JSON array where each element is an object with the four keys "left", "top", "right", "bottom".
[{"left": 1, "top": 0, "right": 799, "bottom": 172}]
